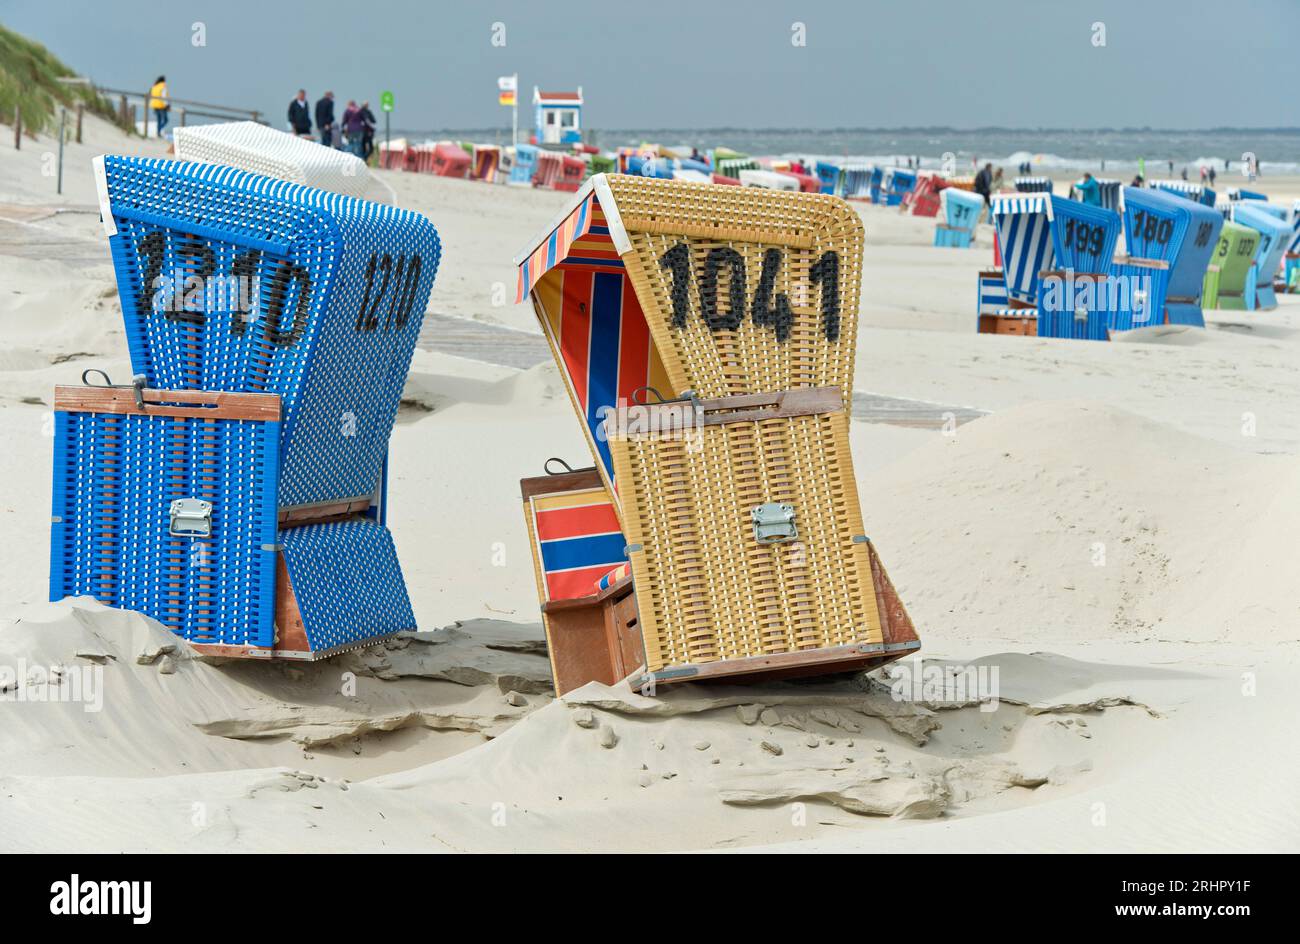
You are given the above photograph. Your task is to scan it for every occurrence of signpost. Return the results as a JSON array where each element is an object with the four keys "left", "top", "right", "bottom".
[
  {"left": 498, "top": 74, "right": 518, "bottom": 145},
  {"left": 380, "top": 90, "right": 394, "bottom": 157}
]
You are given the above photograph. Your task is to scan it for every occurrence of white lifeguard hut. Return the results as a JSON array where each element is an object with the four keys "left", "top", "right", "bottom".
[{"left": 533, "top": 87, "right": 583, "bottom": 145}]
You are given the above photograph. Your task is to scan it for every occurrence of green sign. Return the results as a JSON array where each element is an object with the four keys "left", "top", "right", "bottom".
[{"left": 380, "top": 91, "right": 394, "bottom": 113}]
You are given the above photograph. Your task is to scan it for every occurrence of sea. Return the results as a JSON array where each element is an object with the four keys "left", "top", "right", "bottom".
[{"left": 399, "top": 127, "right": 1300, "bottom": 175}]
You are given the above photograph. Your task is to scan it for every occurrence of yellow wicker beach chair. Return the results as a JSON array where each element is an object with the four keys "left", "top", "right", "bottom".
[{"left": 515, "top": 175, "right": 919, "bottom": 693}]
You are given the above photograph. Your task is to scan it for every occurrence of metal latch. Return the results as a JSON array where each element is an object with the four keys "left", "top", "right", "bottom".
[
  {"left": 169, "top": 498, "right": 212, "bottom": 537},
  {"left": 752, "top": 502, "right": 797, "bottom": 544}
]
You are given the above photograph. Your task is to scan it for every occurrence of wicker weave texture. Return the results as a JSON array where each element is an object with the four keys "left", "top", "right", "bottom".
[
  {"left": 609, "top": 405, "right": 881, "bottom": 673},
  {"left": 50, "top": 407, "right": 279, "bottom": 647},
  {"left": 173, "top": 121, "right": 374, "bottom": 199},
  {"left": 100, "top": 155, "right": 440, "bottom": 506},
  {"left": 603, "top": 175, "right": 863, "bottom": 403},
  {"left": 280, "top": 518, "right": 415, "bottom": 650}
]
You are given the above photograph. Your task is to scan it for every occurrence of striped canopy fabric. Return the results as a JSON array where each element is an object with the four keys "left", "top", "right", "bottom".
[
  {"left": 840, "top": 165, "right": 873, "bottom": 198},
  {"left": 595, "top": 562, "right": 632, "bottom": 592},
  {"left": 526, "top": 486, "right": 627, "bottom": 602},
  {"left": 516, "top": 189, "right": 671, "bottom": 492},
  {"left": 977, "top": 271, "right": 1010, "bottom": 315},
  {"left": 470, "top": 145, "right": 501, "bottom": 183},
  {"left": 1076, "top": 179, "right": 1123, "bottom": 213},
  {"left": 516, "top": 191, "right": 599, "bottom": 299},
  {"left": 1288, "top": 200, "right": 1300, "bottom": 255},
  {"left": 1015, "top": 177, "right": 1053, "bottom": 193},
  {"left": 992, "top": 194, "right": 1055, "bottom": 302}
]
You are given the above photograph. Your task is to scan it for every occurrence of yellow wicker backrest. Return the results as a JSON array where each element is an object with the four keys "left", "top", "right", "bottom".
[
  {"left": 604, "top": 175, "right": 864, "bottom": 403},
  {"left": 608, "top": 388, "right": 882, "bottom": 674}
]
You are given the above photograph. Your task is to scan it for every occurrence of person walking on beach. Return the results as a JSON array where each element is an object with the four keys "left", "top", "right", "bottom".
[
  {"left": 315, "top": 91, "right": 336, "bottom": 148},
  {"left": 1209, "top": 166, "right": 1217, "bottom": 186},
  {"left": 149, "top": 75, "right": 169, "bottom": 138},
  {"left": 360, "top": 101, "right": 377, "bottom": 161},
  {"left": 974, "top": 162, "right": 994, "bottom": 206},
  {"left": 341, "top": 100, "right": 366, "bottom": 157},
  {"left": 288, "top": 89, "right": 311, "bottom": 137},
  {"left": 1075, "top": 172, "right": 1101, "bottom": 206}
]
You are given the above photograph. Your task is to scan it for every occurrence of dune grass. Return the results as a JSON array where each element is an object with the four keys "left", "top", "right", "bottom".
[{"left": 0, "top": 22, "right": 120, "bottom": 137}]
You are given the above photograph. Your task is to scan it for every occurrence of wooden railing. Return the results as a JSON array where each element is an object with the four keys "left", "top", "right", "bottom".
[{"left": 94, "top": 85, "right": 266, "bottom": 136}]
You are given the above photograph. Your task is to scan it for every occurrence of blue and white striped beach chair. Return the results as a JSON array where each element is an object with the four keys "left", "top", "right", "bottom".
[
  {"left": 1014, "top": 176, "right": 1053, "bottom": 194},
  {"left": 1071, "top": 178, "right": 1122, "bottom": 213},
  {"left": 1151, "top": 180, "right": 1216, "bottom": 208}
]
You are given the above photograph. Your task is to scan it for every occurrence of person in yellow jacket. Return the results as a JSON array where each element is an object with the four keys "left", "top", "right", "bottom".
[{"left": 149, "top": 76, "right": 169, "bottom": 138}]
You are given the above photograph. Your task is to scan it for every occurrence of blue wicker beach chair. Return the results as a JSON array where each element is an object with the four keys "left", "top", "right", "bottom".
[
  {"left": 511, "top": 143, "right": 539, "bottom": 185},
  {"left": 881, "top": 168, "right": 917, "bottom": 206},
  {"left": 50, "top": 383, "right": 418, "bottom": 656},
  {"left": 53, "top": 156, "right": 440, "bottom": 658},
  {"left": 625, "top": 154, "right": 675, "bottom": 179},
  {"left": 1119, "top": 186, "right": 1223, "bottom": 328},
  {"left": 94, "top": 155, "right": 440, "bottom": 509},
  {"left": 51, "top": 386, "right": 281, "bottom": 650},
  {"left": 935, "top": 188, "right": 983, "bottom": 248},
  {"left": 1231, "top": 202, "right": 1290, "bottom": 310},
  {"left": 815, "top": 161, "right": 841, "bottom": 195},
  {"left": 868, "top": 166, "right": 884, "bottom": 203}
]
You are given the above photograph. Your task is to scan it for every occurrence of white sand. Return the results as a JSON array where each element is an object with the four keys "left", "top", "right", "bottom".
[{"left": 1, "top": 117, "right": 1297, "bottom": 852}]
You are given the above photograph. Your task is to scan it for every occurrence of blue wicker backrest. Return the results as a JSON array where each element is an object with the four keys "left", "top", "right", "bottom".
[{"left": 97, "top": 155, "right": 441, "bottom": 507}]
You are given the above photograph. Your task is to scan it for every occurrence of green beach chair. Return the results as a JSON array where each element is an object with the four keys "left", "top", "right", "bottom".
[{"left": 1204, "top": 221, "right": 1260, "bottom": 311}]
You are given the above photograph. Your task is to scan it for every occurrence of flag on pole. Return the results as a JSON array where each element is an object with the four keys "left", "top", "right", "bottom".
[{"left": 498, "top": 75, "right": 517, "bottom": 107}]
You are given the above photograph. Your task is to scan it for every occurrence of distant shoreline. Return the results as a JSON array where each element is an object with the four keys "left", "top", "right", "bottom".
[{"left": 373, "top": 126, "right": 1300, "bottom": 174}]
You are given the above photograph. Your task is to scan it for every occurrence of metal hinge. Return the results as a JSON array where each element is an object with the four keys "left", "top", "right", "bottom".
[
  {"left": 752, "top": 502, "right": 797, "bottom": 544},
  {"left": 169, "top": 498, "right": 212, "bottom": 537}
]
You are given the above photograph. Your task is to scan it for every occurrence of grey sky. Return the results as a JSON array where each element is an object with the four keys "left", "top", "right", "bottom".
[{"left": 3, "top": 0, "right": 1296, "bottom": 131}]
